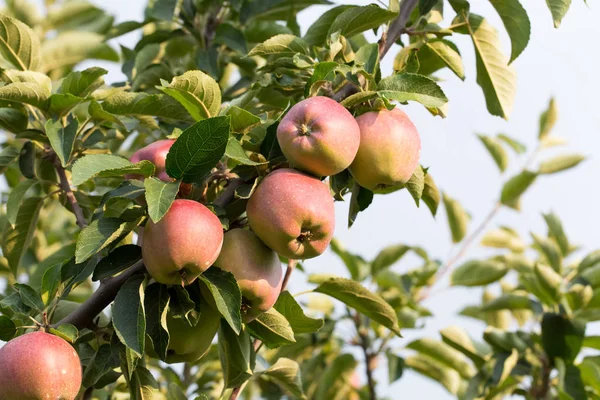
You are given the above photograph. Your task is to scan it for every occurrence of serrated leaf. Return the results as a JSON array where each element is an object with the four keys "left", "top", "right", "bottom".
[
  {"left": 225, "top": 137, "right": 266, "bottom": 166},
  {"left": 198, "top": 267, "right": 242, "bottom": 335},
  {"left": 227, "top": 106, "right": 261, "bottom": 132},
  {"left": 93, "top": 244, "right": 142, "bottom": 281},
  {"left": 49, "top": 323, "right": 78, "bottom": 343},
  {"left": 500, "top": 170, "right": 537, "bottom": 209},
  {"left": 59, "top": 67, "right": 107, "bottom": 97},
  {"left": 339, "top": 91, "right": 378, "bottom": 108},
  {"left": 405, "top": 165, "right": 425, "bottom": 206},
  {"left": 423, "top": 39, "right": 465, "bottom": 80},
  {"left": 541, "top": 313, "right": 585, "bottom": 364},
  {"left": 6, "top": 179, "right": 38, "bottom": 227},
  {"left": 75, "top": 217, "right": 140, "bottom": 263},
  {"left": 372, "top": 244, "right": 411, "bottom": 275},
  {"left": 144, "top": 283, "right": 170, "bottom": 361},
  {"left": 159, "top": 70, "right": 221, "bottom": 120},
  {"left": 464, "top": 14, "right": 516, "bottom": 119},
  {"left": 113, "top": 275, "right": 146, "bottom": 358},
  {"left": 45, "top": 119, "right": 78, "bottom": 167},
  {"left": 477, "top": 134, "right": 509, "bottom": 172},
  {"left": 304, "top": 61, "right": 338, "bottom": 97},
  {"left": 451, "top": 260, "right": 507, "bottom": 286},
  {"left": 314, "top": 277, "right": 401, "bottom": 336},
  {"left": 71, "top": 154, "right": 155, "bottom": 186},
  {"left": 304, "top": 5, "right": 353, "bottom": 46},
  {"left": 262, "top": 358, "right": 307, "bottom": 399},
  {"left": 14, "top": 283, "right": 44, "bottom": 311},
  {"left": 274, "top": 291, "right": 323, "bottom": 335},
  {"left": 545, "top": 0, "right": 572, "bottom": 28},
  {"left": 440, "top": 326, "right": 488, "bottom": 367},
  {"left": 88, "top": 100, "right": 127, "bottom": 131},
  {"left": 406, "top": 338, "right": 476, "bottom": 379},
  {"left": 378, "top": 73, "right": 448, "bottom": 109},
  {"left": 82, "top": 344, "right": 120, "bottom": 388},
  {"left": 144, "top": 178, "right": 180, "bottom": 223},
  {"left": 405, "top": 354, "right": 462, "bottom": 394},
  {"left": 488, "top": 0, "right": 531, "bottom": 63},
  {"left": 214, "top": 22, "right": 248, "bottom": 53},
  {"left": 328, "top": 4, "right": 397, "bottom": 39},
  {"left": 247, "top": 308, "right": 296, "bottom": 349},
  {"left": 219, "top": 322, "right": 254, "bottom": 388},
  {"left": 0, "top": 315, "right": 16, "bottom": 341},
  {"left": 146, "top": 0, "right": 182, "bottom": 21},
  {"left": 0, "top": 100, "right": 27, "bottom": 133},
  {"left": 442, "top": 193, "right": 469, "bottom": 243},
  {"left": 248, "top": 34, "right": 309, "bottom": 57},
  {"left": 41, "top": 32, "right": 119, "bottom": 73},
  {"left": 0, "top": 81, "right": 50, "bottom": 109},
  {"left": 538, "top": 154, "right": 585, "bottom": 175},
  {"left": 2, "top": 196, "right": 43, "bottom": 276},
  {"left": 102, "top": 91, "right": 192, "bottom": 121},
  {"left": 94, "top": 180, "right": 145, "bottom": 219},
  {"left": 0, "top": 14, "right": 41, "bottom": 71},
  {"left": 165, "top": 116, "right": 230, "bottom": 183}
]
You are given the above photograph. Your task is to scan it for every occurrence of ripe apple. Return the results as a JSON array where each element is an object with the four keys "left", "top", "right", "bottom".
[
  {"left": 147, "top": 305, "right": 221, "bottom": 364},
  {"left": 214, "top": 229, "right": 283, "bottom": 321},
  {"left": 129, "top": 139, "right": 175, "bottom": 181},
  {"left": 349, "top": 108, "right": 421, "bottom": 191},
  {"left": 142, "top": 199, "right": 224, "bottom": 285},
  {"left": 0, "top": 331, "right": 82, "bottom": 400},
  {"left": 277, "top": 96, "right": 360, "bottom": 177},
  {"left": 246, "top": 168, "right": 335, "bottom": 259}
]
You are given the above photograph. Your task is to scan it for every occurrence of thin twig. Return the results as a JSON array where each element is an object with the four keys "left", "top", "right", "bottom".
[
  {"left": 213, "top": 178, "right": 244, "bottom": 208},
  {"left": 51, "top": 154, "right": 87, "bottom": 229},
  {"left": 351, "top": 311, "right": 377, "bottom": 400}
]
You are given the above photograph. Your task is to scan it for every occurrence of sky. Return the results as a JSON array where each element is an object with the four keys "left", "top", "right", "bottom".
[{"left": 5, "top": 0, "right": 600, "bottom": 398}]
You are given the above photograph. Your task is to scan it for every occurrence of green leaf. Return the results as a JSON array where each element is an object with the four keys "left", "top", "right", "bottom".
[
  {"left": 144, "top": 178, "right": 180, "bottom": 223},
  {"left": 541, "top": 313, "right": 585, "bottom": 364},
  {"left": 406, "top": 165, "right": 425, "bottom": 206},
  {"left": 500, "top": 170, "right": 537, "bottom": 210},
  {"left": 545, "top": 0, "right": 572, "bottom": 27},
  {"left": 247, "top": 308, "right": 296, "bottom": 348},
  {"left": 488, "top": 0, "right": 531, "bottom": 63},
  {"left": 94, "top": 180, "right": 145, "bottom": 219},
  {"left": 248, "top": 34, "right": 309, "bottom": 57},
  {"left": 6, "top": 179, "right": 38, "bottom": 227},
  {"left": 534, "top": 263, "right": 562, "bottom": 302},
  {"left": 579, "top": 250, "right": 600, "bottom": 272},
  {"left": 41, "top": 263, "right": 63, "bottom": 306},
  {"left": 49, "top": 323, "right": 78, "bottom": 343},
  {"left": 198, "top": 267, "right": 242, "bottom": 335},
  {"left": 75, "top": 217, "right": 140, "bottom": 263},
  {"left": 539, "top": 97, "right": 558, "bottom": 138},
  {"left": 405, "top": 354, "right": 462, "bottom": 394},
  {"left": 480, "top": 294, "right": 537, "bottom": 312},
  {"left": 0, "top": 315, "right": 16, "bottom": 341},
  {"left": 239, "top": 0, "right": 331, "bottom": 23},
  {"left": 480, "top": 228, "right": 526, "bottom": 252},
  {"left": 0, "top": 81, "right": 50, "bottom": 109},
  {"left": 442, "top": 193, "right": 469, "bottom": 243},
  {"left": 423, "top": 173, "right": 440, "bottom": 217},
  {"left": 274, "top": 291, "right": 323, "bottom": 335},
  {"left": 538, "top": 154, "right": 585, "bottom": 175},
  {"left": 532, "top": 233, "right": 562, "bottom": 272},
  {"left": 440, "top": 326, "right": 488, "bottom": 367},
  {"left": 165, "top": 116, "right": 230, "bottom": 183},
  {"left": 214, "top": 22, "right": 248, "bottom": 54},
  {"left": 580, "top": 358, "right": 600, "bottom": 393},
  {"left": 477, "top": 134, "right": 509, "bottom": 172},
  {"left": 262, "top": 358, "right": 307, "bottom": 399},
  {"left": 348, "top": 182, "right": 373, "bottom": 228},
  {"left": 159, "top": 70, "right": 222, "bottom": 120},
  {"left": 45, "top": 119, "right": 78, "bottom": 167},
  {"left": 372, "top": 244, "right": 411, "bottom": 275},
  {"left": 102, "top": 92, "right": 191, "bottom": 121},
  {"left": 0, "top": 13, "right": 41, "bottom": 71},
  {"left": 423, "top": 39, "right": 465, "bottom": 80},
  {"left": 59, "top": 67, "right": 107, "bottom": 97},
  {"left": 464, "top": 14, "right": 516, "bottom": 119},
  {"left": 387, "top": 352, "right": 405, "bottom": 384},
  {"left": 41, "top": 32, "right": 119, "bottom": 73},
  {"left": 406, "top": 338, "right": 476, "bottom": 379},
  {"left": 14, "top": 283, "right": 44, "bottom": 311},
  {"left": 226, "top": 106, "right": 261, "bottom": 133},
  {"left": 93, "top": 244, "right": 142, "bottom": 281},
  {"left": 71, "top": 154, "right": 155, "bottom": 186},
  {"left": 0, "top": 146, "right": 20, "bottom": 172},
  {"left": 82, "top": 344, "right": 120, "bottom": 388},
  {"left": 113, "top": 274, "right": 146, "bottom": 358},
  {"left": 339, "top": 91, "right": 378, "bottom": 108},
  {"left": 355, "top": 43, "right": 380, "bottom": 75},
  {"left": 128, "top": 365, "right": 161, "bottom": 400},
  {"left": 2, "top": 196, "right": 43, "bottom": 276},
  {"left": 0, "top": 100, "right": 27, "bottom": 133},
  {"left": 144, "top": 283, "right": 170, "bottom": 361},
  {"left": 497, "top": 133, "right": 526, "bottom": 153},
  {"left": 304, "top": 61, "right": 338, "bottom": 98},
  {"left": 88, "top": 100, "right": 127, "bottom": 131},
  {"left": 314, "top": 277, "right": 401, "bottom": 336},
  {"left": 378, "top": 73, "right": 448, "bottom": 109},
  {"left": 225, "top": 137, "right": 266, "bottom": 166},
  {"left": 146, "top": 0, "right": 182, "bottom": 21},
  {"left": 304, "top": 5, "right": 353, "bottom": 46},
  {"left": 328, "top": 4, "right": 397, "bottom": 38},
  {"left": 329, "top": 239, "right": 370, "bottom": 281},
  {"left": 166, "top": 383, "right": 187, "bottom": 400},
  {"left": 218, "top": 322, "right": 254, "bottom": 388},
  {"left": 451, "top": 260, "right": 508, "bottom": 286}
]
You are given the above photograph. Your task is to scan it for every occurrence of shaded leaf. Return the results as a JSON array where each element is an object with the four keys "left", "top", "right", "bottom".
[
  {"left": 451, "top": 260, "right": 508, "bottom": 286},
  {"left": 113, "top": 275, "right": 146, "bottom": 358},
  {"left": 442, "top": 193, "right": 469, "bottom": 243},
  {"left": 144, "top": 178, "right": 180, "bottom": 223}
]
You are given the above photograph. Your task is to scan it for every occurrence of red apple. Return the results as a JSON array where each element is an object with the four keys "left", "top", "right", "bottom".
[
  {"left": 0, "top": 331, "right": 82, "bottom": 400},
  {"left": 246, "top": 168, "right": 335, "bottom": 259},
  {"left": 142, "top": 199, "right": 224, "bottom": 285},
  {"left": 349, "top": 108, "right": 421, "bottom": 191},
  {"left": 129, "top": 139, "right": 175, "bottom": 181},
  {"left": 277, "top": 96, "right": 360, "bottom": 177}
]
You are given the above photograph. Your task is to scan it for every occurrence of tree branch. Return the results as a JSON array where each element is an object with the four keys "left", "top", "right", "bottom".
[
  {"left": 352, "top": 312, "right": 377, "bottom": 400},
  {"left": 213, "top": 178, "right": 244, "bottom": 208},
  {"left": 53, "top": 260, "right": 146, "bottom": 329},
  {"left": 51, "top": 154, "right": 87, "bottom": 229}
]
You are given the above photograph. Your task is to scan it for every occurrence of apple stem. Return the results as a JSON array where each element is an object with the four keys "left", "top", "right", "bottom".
[{"left": 281, "top": 259, "right": 297, "bottom": 293}]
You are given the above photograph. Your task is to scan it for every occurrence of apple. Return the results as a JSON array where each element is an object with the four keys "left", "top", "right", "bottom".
[
  {"left": 214, "top": 229, "right": 283, "bottom": 321},
  {"left": 0, "top": 331, "right": 82, "bottom": 400},
  {"left": 246, "top": 168, "right": 335, "bottom": 259},
  {"left": 142, "top": 199, "right": 224, "bottom": 285},
  {"left": 129, "top": 139, "right": 175, "bottom": 181},
  {"left": 349, "top": 108, "right": 421, "bottom": 191},
  {"left": 277, "top": 96, "right": 360, "bottom": 177}
]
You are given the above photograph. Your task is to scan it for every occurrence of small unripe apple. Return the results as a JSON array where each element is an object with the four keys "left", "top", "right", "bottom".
[
  {"left": 214, "top": 229, "right": 283, "bottom": 321},
  {"left": 0, "top": 331, "right": 82, "bottom": 400},
  {"left": 129, "top": 139, "right": 175, "bottom": 181},
  {"left": 247, "top": 168, "right": 335, "bottom": 259},
  {"left": 349, "top": 108, "right": 421, "bottom": 191},
  {"left": 142, "top": 199, "right": 224, "bottom": 285},
  {"left": 147, "top": 305, "right": 221, "bottom": 364},
  {"left": 277, "top": 96, "right": 360, "bottom": 177}
]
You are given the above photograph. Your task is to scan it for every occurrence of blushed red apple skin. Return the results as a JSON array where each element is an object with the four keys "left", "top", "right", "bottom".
[
  {"left": 214, "top": 229, "right": 283, "bottom": 321},
  {"left": 0, "top": 331, "right": 82, "bottom": 400},
  {"left": 277, "top": 96, "right": 360, "bottom": 177},
  {"left": 349, "top": 108, "right": 421, "bottom": 191},
  {"left": 246, "top": 168, "right": 335, "bottom": 260},
  {"left": 142, "top": 199, "right": 224, "bottom": 285},
  {"left": 129, "top": 139, "right": 175, "bottom": 181}
]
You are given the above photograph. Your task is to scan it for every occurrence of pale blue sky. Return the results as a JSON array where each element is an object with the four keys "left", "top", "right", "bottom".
[{"left": 5, "top": 0, "right": 600, "bottom": 398}]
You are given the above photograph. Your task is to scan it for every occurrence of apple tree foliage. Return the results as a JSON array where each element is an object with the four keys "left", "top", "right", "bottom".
[{"left": 0, "top": 0, "right": 594, "bottom": 399}]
